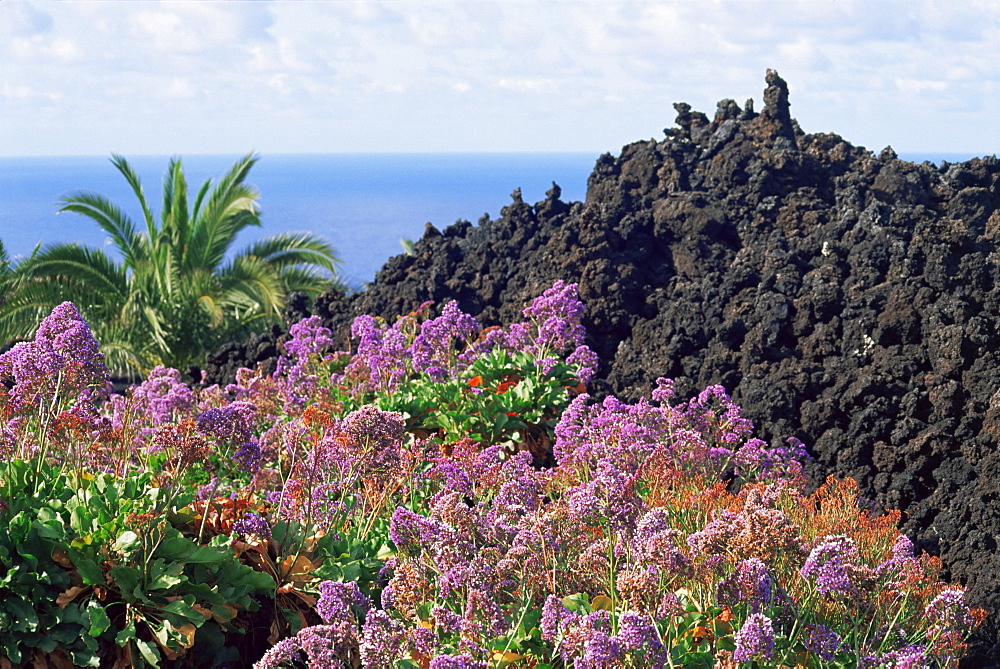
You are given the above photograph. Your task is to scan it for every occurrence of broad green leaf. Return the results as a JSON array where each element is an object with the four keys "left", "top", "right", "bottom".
[
  {"left": 86, "top": 602, "right": 111, "bottom": 637},
  {"left": 109, "top": 564, "right": 140, "bottom": 594},
  {"left": 135, "top": 637, "right": 161, "bottom": 667},
  {"left": 74, "top": 557, "right": 105, "bottom": 585},
  {"left": 162, "top": 598, "right": 205, "bottom": 628},
  {"left": 114, "top": 530, "right": 140, "bottom": 553}
]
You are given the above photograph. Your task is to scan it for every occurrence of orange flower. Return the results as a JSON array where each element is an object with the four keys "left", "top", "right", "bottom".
[
  {"left": 302, "top": 405, "right": 334, "bottom": 430},
  {"left": 468, "top": 376, "right": 483, "bottom": 387}
]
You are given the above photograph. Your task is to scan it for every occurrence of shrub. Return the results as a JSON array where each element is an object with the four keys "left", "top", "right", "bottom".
[{"left": 0, "top": 284, "right": 984, "bottom": 668}]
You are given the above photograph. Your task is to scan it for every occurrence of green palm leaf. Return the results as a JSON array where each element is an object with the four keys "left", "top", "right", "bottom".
[
  {"left": 17, "top": 243, "right": 129, "bottom": 303},
  {"left": 238, "top": 231, "right": 342, "bottom": 274},
  {"left": 110, "top": 154, "right": 157, "bottom": 242},
  {"left": 1, "top": 153, "right": 342, "bottom": 379},
  {"left": 189, "top": 152, "right": 261, "bottom": 271},
  {"left": 57, "top": 193, "right": 147, "bottom": 266}
]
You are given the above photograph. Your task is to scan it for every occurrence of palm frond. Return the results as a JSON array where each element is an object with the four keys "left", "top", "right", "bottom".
[
  {"left": 16, "top": 244, "right": 130, "bottom": 303},
  {"left": 0, "top": 280, "right": 66, "bottom": 345},
  {"left": 237, "top": 231, "right": 342, "bottom": 275},
  {"left": 217, "top": 254, "right": 285, "bottom": 319},
  {"left": 190, "top": 179, "right": 213, "bottom": 228},
  {"left": 57, "top": 193, "right": 147, "bottom": 267},
  {"left": 110, "top": 154, "right": 157, "bottom": 241},
  {"left": 87, "top": 324, "right": 158, "bottom": 379},
  {"left": 189, "top": 153, "right": 261, "bottom": 270},
  {"left": 161, "top": 158, "right": 191, "bottom": 266},
  {"left": 277, "top": 265, "right": 346, "bottom": 296}
]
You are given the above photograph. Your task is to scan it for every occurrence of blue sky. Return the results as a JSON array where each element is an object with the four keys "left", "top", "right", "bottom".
[{"left": 2, "top": 0, "right": 998, "bottom": 157}]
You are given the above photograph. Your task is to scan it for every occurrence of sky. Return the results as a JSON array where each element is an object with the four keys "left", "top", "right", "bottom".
[{"left": 2, "top": 0, "right": 998, "bottom": 158}]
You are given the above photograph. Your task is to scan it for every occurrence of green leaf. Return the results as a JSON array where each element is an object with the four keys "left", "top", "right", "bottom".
[
  {"left": 156, "top": 531, "right": 227, "bottom": 564},
  {"left": 70, "top": 534, "right": 94, "bottom": 550},
  {"left": 210, "top": 603, "right": 237, "bottom": 623},
  {"left": 115, "top": 621, "right": 137, "bottom": 646},
  {"left": 161, "top": 598, "right": 205, "bottom": 628},
  {"left": 74, "top": 557, "right": 105, "bottom": 585},
  {"left": 135, "top": 637, "right": 162, "bottom": 667},
  {"left": 109, "top": 564, "right": 140, "bottom": 595},
  {"left": 4, "top": 597, "right": 38, "bottom": 631},
  {"left": 147, "top": 558, "right": 185, "bottom": 591},
  {"left": 114, "top": 530, "right": 140, "bottom": 553},
  {"left": 342, "top": 561, "right": 362, "bottom": 582},
  {"left": 68, "top": 647, "right": 102, "bottom": 668},
  {"left": 86, "top": 602, "right": 111, "bottom": 637}
]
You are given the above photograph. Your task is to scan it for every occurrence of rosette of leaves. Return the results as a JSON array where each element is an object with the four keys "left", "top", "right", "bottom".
[
  {"left": 0, "top": 460, "right": 275, "bottom": 668},
  {"left": 379, "top": 347, "right": 583, "bottom": 458},
  {"left": 227, "top": 516, "right": 390, "bottom": 654},
  {"left": 0, "top": 459, "right": 106, "bottom": 667}
]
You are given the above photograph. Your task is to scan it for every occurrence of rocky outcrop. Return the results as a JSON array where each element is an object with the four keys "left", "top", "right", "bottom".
[{"left": 203, "top": 70, "right": 1000, "bottom": 664}]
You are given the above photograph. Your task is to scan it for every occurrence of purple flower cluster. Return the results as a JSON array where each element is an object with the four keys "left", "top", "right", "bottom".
[
  {"left": 542, "top": 598, "right": 666, "bottom": 668},
  {"left": 359, "top": 609, "right": 406, "bottom": 668},
  {"left": 283, "top": 315, "right": 334, "bottom": 360},
  {"left": 316, "top": 580, "right": 371, "bottom": 625},
  {"left": 553, "top": 393, "right": 672, "bottom": 473},
  {"left": 410, "top": 301, "right": 479, "bottom": 375},
  {"left": 483, "top": 450, "right": 542, "bottom": 542},
  {"left": 553, "top": 379, "right": 810, "bottom": 492},
  {"left": 804, "top": 623, "right": 843, "bottom": 662},
  {"left": 617, "top": 610, "right": 665, "bottom": 662},
  {"left": 254, "top": 580, "right": 375, "bottom": 668},
  {"left": 860, "top": 644, "right": 927, "bottom": 668},
  {"left": 233, "top": 440, "right": 263, "bottom": 474},
  {"left": 924, "top": 589, "right": 975, "bottom": 635},
  {"left": 428, "top": 655, "right": 488, "bottom": 669},
  {"left": 252, "top": 637, "right": 304, "bottom": 669},
  {"left": 800, "top": 535, "right": 863, "bottom": 597},
  {"left": 131, "top": 366, "right": 196, "bottom": 425},
  {"left": 732, "top": 613, "right": 775, "bottom": 663},
  {"left": 549, "top": 608, "right": 624, "bottom": 669},
  {"left": 196, "top": 401, "right": 257, "bottom": 446},
  {"left": 0, "top": 302, "right": 109, "bottom": 413},
  {"left": 232, "top": 512, "right": 271, "bottom": 539},
  {"left": 681, "top": 384, "right": 755, "bottom": 445},
  {"left": 341, "top": 315, "right": 410, "bottom": 393},
  {"left": 716, "top": 557, "right": 773, "bottom": 612},
  {"left": 342, "top": 404, "right": 405, "bottom": 451},
  {"left": 540, "top": 595, "right": 575, "bottom": 641},
  {"left": 734, "top": 437, "right": 809, "bottom": 483},
  {"left": 566, "top": 458, "right": 644, "bottom": 531},
  {"left": 521, "top": 280, "right": 586, "bottom": 356}
]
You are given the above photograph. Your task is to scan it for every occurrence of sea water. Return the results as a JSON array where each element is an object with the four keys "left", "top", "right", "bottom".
[
  {"left": 0, "top": 153, "right": 599, "bottom": 288},
  {"left": 0, "top": 151, "right": 986, "bottom": 288}
]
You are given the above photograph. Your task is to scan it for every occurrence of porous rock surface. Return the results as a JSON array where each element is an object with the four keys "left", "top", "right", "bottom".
[{"left": 204, "top": 70, "right": 1000, "bottom": 664}]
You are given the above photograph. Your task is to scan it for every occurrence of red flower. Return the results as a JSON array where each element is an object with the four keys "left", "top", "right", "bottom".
[{"left": 496, "top": 380, "right": 518, "bottom": 394}]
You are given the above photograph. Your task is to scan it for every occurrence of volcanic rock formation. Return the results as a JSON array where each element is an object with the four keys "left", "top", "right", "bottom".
[{"left": 204, "top": 70, "right": 1000, "bottom": 664}]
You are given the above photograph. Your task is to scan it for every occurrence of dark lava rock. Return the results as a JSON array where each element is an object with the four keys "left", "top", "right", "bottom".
[{"left": 204, "top": 70, "right": 1000, "bottom": 664}]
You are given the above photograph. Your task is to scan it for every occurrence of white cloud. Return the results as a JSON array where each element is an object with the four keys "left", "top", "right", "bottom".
[
  {"left": 498, "top": 78, "right": 555, "bottom": 94},
  {"left": 163, "top": 77, "right": 198, "bottom": 100},
  {"left": 1, "top": 0, "right": 998, "bottom": 156},
  {"left": 0, "top": 0, "right": 54, "bottom": 37}
]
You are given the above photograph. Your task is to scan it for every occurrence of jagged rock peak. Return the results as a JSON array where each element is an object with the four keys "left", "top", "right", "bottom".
[
  {"left": 666, "top": 69, "right": 796, "bottom": 147},
  {"left": 762, "top": 68, "right": 795, "bottom": 140}
]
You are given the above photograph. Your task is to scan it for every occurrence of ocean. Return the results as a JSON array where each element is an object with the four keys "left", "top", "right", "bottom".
[
  {"left": 0, "top": 153, "right": 599, "bottom": 288},
  {"left": 0, "top": 151, "right": 985, "bottom": 288}
]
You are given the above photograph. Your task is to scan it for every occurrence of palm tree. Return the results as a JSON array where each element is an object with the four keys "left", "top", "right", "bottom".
[{"left": 0, "top": 153, "right": 342, "bottom": 377}]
